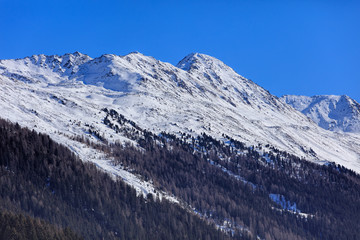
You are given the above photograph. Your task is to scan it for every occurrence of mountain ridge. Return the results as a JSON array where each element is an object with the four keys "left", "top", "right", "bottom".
[
  {"left": 0, "top": 51, "right": 360, "bottom": 174},
  {"left": 281, "top": 94, "right": 360, "bottom": 133}
]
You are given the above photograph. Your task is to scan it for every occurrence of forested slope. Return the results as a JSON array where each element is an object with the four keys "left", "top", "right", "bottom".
[
  {"left": 0, "top": 119, "right": 229, "bottom": 240},
  {"left": 103, "top": 109, "right": 360, "bottom": 240},
  {"left": 1, "top": 111, "right": 360, "bottom": 240},
  {"left": 0, "top": 211, "right": 82, "bottom": 240}
]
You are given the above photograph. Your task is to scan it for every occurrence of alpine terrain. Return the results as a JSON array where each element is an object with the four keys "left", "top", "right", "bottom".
[
  {"left": 0, "top": 51, "right": 360, "bottom": 239},
  {"left": 281, "top": 94, "right": 360, "bottom": 133}
]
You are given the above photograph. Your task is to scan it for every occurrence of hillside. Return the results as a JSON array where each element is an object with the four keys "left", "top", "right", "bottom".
[
  {"left": 0, "top": 119, "right": 229, "bottom": 240},
  {"left": 1, "top": 114, "right": 360, "bottom": 239},
  {"left": 0, "top": 52, "right": 359, "bottom": 173},
  {"left": 1, "top": 52, "right": 360, "bottom": 239}
]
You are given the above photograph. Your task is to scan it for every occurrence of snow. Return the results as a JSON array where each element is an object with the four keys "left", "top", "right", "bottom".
[
  {"left": 64, "top": 138, "right": 178, "bottom": 202},
  {"left": 0, "top": 54, "right": 179, "bottom": 202},
  {"left": 0, "top": 51, "right": 360, "bottom": 177},
  {"left": 281, "top": 95, "right": 360, "bottom": 133},
  {"left": 269, "top": 193, "right": 314, "bottom": 218},
  {"left": 192, "top": 206, "right": 250, "bottom": 237},
  {"left": 269, "top": 194, "right": 299, "bottom": 213}
]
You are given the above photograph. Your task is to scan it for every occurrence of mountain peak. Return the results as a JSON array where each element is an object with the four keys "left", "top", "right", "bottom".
[
  {"left": 281, "top": 94, "right": 360, "bottom": 133},
  {"left": 123, "top": 51, "right": 157, "bottom": 64},
  {"left": 62, "top": 51, "right": 91, "bottom": 59},
  {"left": 176, "top": 53, "right": 220, "bottom": 71},
  {"left": 127, "top": 51, "right": 143, "bottom": 55}
]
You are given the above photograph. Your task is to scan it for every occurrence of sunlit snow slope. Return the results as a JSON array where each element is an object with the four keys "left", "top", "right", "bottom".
[
  {"left": 281, "top": 95, "right": 360, "bottom": 133},
  {"left": 0, "top": 52, "right": 360, "bottom": 173}
]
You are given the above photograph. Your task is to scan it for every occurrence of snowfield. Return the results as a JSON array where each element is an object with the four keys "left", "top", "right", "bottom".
[
  {"left": 1, "top": 51, "right": 360, "bottom": 177},
  {"left": 281, "top": 94, "right": 360, "bottom": 133}
]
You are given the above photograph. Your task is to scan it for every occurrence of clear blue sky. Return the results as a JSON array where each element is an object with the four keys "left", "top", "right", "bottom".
[{"left": 1, "top": 0, "right": 359, "bottom": 102}]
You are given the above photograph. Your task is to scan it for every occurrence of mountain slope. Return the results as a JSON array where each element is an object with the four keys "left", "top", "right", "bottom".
[
  {"left": 0, "top": 119, "right": 230, "bottom": 240},
  {"left": 0, "top": 52, "right": 360, "bottom": 174},
  {"left": 281, "top": 95, "right": 360, "bottom": 133},
  {"left": 2, "top": 111, "right": 360, "bottom": 240},
  {"left": 1, "top": 51, "right": 360, "bottom": 239}
]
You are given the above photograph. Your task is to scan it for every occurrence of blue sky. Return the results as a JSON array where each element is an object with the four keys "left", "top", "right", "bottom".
[{"left": 1, "top": 0, "right": 359, "bottom": 102}]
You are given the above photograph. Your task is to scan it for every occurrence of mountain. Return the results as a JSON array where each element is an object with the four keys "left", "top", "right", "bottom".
[
  {"left": 1, "top": 52, "right": 359, "bottom": 173},
  {"left": 1, "top": 52, "right": 360, "bottom": 239},
  {"left": 281, "top": 95, "right": 360, "bottom": 133},
  {"left": 1, "top": 102, "right": 360, "bottom": 240}
]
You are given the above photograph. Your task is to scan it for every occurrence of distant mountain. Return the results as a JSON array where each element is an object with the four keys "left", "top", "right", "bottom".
[{"left": 281, "top": 95, "right": 360, "bottom": 133}]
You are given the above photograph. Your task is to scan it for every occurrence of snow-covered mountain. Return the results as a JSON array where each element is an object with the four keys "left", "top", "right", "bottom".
[
  {"left": 1, "top": 52, "right": 360, "bottom": 174},
  {"left": 281, "top": 95, "right": 360, "bottom": 133}
]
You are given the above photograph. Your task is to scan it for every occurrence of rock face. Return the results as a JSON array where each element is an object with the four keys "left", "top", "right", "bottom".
[
  {"left": 0, "top": 52, "right": 360, "bottom": 173},
  {"left": 281, "top": 95, "right": 360, "bottom": 133}
]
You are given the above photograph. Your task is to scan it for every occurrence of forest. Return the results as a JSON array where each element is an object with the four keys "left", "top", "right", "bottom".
[
  {"left": 1, "top": 107, "right": 360, "bottom": 239},
  {"left": 0, "top": 211, "right": 82, "bottom": 240},
  {"left": 103, "top": 108, "right": 360, "bottom": 240},
  {"left": 0, "top": 119, "right": 230, "bottom": 240}
]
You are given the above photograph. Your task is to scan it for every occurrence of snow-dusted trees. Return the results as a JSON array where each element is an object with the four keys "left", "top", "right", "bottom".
[{"left": 0, "top": 119, "right": 229, "bottom": 240}]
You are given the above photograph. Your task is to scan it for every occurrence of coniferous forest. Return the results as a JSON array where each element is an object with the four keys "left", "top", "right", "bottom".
[
  {"left": 0, "top": 211, "right": 82, "bottom": 240},
  {"left": 1, "top": 110, "right": 360, "bottom": 239},
  {"left": 0, "top": 119, "right": 229, "bottom": 240},
  {"left": 104, "top": 109, "right": 360, "bottom": 240}
]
